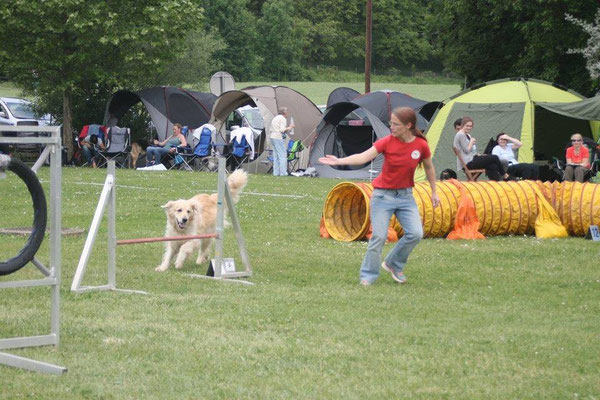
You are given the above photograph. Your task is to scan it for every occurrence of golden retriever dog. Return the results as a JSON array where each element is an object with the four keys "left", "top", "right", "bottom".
[
  {"left": 155, "top": 169, "right": 248, "bottom": 272},
  {"left": 130, "top": 141, "right": 146, "bottom": 168}
]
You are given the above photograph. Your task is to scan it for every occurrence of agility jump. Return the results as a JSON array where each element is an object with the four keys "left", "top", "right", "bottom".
[
  {"left": 71, "top": 157, "right": 252, "bottom": 294},
  {"left": 0, "top": 127, "right": 67, "bottom": 375}
]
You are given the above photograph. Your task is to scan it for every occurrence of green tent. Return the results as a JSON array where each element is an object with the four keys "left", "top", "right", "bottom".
[{"left": 416, "top": 78, "right": 600, "bottom": 181}]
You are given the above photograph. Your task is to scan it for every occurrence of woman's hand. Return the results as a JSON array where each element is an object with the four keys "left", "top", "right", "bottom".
[
  {"left": 318, "top": 155, "right": 339, "bottom": 166},
  {"left": 169, "top": 147, "right": 176, "bottom": 154},
  {"left": 431, "top": 192, "right": 440, "bottom": 208}
]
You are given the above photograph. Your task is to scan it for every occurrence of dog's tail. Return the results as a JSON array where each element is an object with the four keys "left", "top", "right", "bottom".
[{"left": 227, "top": 169, "right": 248, "bottom": 203}]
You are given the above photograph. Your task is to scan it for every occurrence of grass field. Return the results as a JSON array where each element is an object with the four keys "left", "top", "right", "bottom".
[
  {"left": 1, "top": 167, "right": 599, "bottom": 399},
  {"left": 0, "top": 82, "right": 23, "bottom": 98},
  {"left": 237, "top": 82, "right": 461, "bottom": 104}
]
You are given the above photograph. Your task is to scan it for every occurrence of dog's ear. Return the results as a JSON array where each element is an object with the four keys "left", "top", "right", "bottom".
[
  {"left": 191, "top": 203, "right": 199, "bottom": 213},
  {"left": 161, "top": 201, "right": 174, "bottom": 210}
]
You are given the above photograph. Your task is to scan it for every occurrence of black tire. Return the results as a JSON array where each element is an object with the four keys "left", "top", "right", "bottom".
[{"left": 0, "top": 158, "right": 47, "bottom": 276}]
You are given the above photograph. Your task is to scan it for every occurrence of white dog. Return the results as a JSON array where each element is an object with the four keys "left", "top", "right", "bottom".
[{"left": 155, "top": 169, "right": 248, "bottom": 272}]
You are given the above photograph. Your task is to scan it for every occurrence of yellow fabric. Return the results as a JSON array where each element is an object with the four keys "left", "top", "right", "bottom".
[
  {"left": 321, "top": 181, "right": 600, "bottom": 241},
  {"left": 446, "top": 180, "right": 485, "bottom": 240},
  {"left": 529, "top": 184, "right": 568, "bottom": 238}
]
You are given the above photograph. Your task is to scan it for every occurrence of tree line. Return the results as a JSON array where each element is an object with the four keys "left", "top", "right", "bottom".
[{"left": 0, "top": 0, "right": 598, "bottom": 156}]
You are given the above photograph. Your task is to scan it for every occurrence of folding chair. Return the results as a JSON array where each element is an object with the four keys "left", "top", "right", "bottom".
[
  {"left": 286, "top": 139, "right": 304, "bottom": 173},
  {"left": 97, "top": 126, "right": 131, "bottom": 168},
  {"left": 190, "top": 125, "right": 217, "bottom": 171},
  {"left": 453, "top": 146, "right": 485, "bottom": 181}
]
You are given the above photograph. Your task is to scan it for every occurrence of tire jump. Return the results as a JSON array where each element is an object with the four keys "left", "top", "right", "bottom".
[{"left": 0, "top": 155, "right": 47, "bottom": 276}]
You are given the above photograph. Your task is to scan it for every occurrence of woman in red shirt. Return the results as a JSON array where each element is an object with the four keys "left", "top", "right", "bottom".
[
  {"left": 564, "top": 133, "right": 590, "bottom": 182},
  {"left": 319, "top": 107, "right": 439, "bottom": 285}
]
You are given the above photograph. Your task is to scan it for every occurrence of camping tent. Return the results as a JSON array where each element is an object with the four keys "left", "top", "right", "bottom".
[
  {"left": 103, "top": 86, "right": 217, "bottom": 141},
  {"left": 417, "top": 78, "right": 600, "bottom": 181},
  {"left": 210, "top": 85, "right": 322, "bottom": 173},
  {"left": 309, "top": 90, "right": 433, "bottom": 179},
  {"left": 326, "top": 87, "right": 360, "bottom": 107}
]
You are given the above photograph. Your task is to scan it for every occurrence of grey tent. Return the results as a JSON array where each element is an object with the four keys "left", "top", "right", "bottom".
[
  {"left": 210, "top": 85, "right": 322, "bottom": 173},
  {"left": 309, "top": 90, "right": 432, "bottom": 179},
  {"left": 326, "top": 87, "right": 360, "bottom": 107},
  {"left": 104, "top": 86, "right": 216, "bottom": 140}
]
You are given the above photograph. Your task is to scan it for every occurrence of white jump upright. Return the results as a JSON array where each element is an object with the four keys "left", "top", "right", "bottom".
[
  {"left": 0, "top": 126, "right": 67, "bottom": 375},
  {"left": 71, "top": 161, "right": 146, "bottom": 294},
  {"left": 186, "top": 157, "right": 253, "bottom": 284},
  {"left": 71, "top": 157, "right": 252, "bottom": 293}
]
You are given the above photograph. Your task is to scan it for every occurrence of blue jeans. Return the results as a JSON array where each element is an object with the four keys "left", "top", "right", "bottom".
[
  {"left": 146, "top": 146, "right": 169, "bottom": 164},
  {"left": 81, "top": 145, "right": 98, "bottom": 165},
  {"left": 271, "top": 138, "right": 287, "bottom": 176},
  {"left": 360, "top": 188, "right": 423, "bottom": 283}
]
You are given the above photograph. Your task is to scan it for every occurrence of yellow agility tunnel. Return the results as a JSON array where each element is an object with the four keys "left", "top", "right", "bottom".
[{"left": 322, "top": 180, "right": 600, "bottom": 241}]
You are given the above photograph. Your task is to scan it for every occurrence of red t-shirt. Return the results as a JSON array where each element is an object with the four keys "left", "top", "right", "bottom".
[
  {"left": 566, "top": 146, "right": 589, "bottom": 166},
  {"left": 372, "top": 135, "right": 431, "bottom": 189}
]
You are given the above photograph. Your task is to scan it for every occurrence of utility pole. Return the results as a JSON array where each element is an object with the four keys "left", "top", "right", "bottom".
[{"left": 365, "top": 0, "right": 372, "bottom": 94}]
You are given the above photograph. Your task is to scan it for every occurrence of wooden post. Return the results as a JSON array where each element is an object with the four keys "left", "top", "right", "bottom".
[{"left": 365, "top": 0, "right": 372, "bottom": 94}]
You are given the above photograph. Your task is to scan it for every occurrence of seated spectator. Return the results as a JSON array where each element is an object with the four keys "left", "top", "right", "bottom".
[
  {"left": 453, "top": 116, "right": 508, "bottom": 181},
  {"left": 564, "top": 133, "right": 590, "bottom": 182},
  {"left": 492, "top": 133, "right": 539, "bottom": 180},
  {"left": 80, "top": 134, "right": 105, "bottom": 168},
  {"left": 146, "top": 123, "right": 187, "bottom": 166}
]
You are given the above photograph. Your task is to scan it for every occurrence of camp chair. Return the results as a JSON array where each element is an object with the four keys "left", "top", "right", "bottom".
[
  {"left": 190, "top": 125, "right": 218, "bottom": 171},
  {"left": 453, "top": 146, "right": 486, "bottom": 181},
  {"left": 262, "top": 139, "right": 305, "bottom": 174},
  {"left": 286, "top": 139, "right": 305, "bottom": 173},
  {"left": 228, "top": 135, "right": 250, "bottom": 170},
  {"left": 97, "top": 126, "right": 131, "bottom": 168}
]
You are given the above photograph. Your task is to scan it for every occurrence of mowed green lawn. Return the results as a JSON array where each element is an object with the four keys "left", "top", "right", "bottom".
[
  {"left": 1, "top": 167, "right": 599, "bottom": 399},
  {"left": 239, "top": 81, "right": 460, "bottom": 104}
]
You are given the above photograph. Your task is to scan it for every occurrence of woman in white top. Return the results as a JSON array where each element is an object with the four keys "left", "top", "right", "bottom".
[{"left": 491, "top": 133, "right": 539, "bottom": 180}]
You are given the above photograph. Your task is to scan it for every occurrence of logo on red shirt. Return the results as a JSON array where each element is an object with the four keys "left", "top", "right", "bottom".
[{"left": 411, "top": 150, "right": 421, "bottom": 160}]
